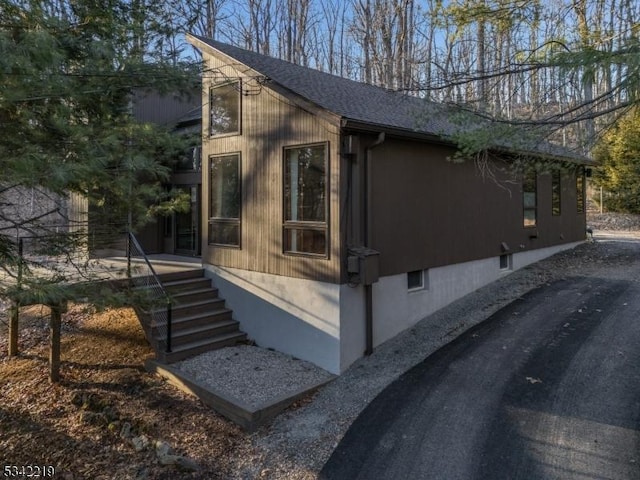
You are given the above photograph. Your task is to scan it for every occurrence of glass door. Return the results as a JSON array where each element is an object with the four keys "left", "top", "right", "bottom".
[{"left": 174, "top": 185, "right": 200, "bottom": 256}]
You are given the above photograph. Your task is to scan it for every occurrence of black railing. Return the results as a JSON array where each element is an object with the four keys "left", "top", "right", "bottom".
[{"left": 126, "top": 232, "right": 173, "bottom": 353}]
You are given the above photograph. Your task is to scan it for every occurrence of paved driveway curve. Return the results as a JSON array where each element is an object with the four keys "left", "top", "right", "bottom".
[{"left": 321, "top": 273, "right": 640, "bottom": 479}]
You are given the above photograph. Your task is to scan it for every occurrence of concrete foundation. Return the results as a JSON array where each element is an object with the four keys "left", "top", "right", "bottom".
[{"left": 204, "top": 242, "right": 582, "bottom": 374}]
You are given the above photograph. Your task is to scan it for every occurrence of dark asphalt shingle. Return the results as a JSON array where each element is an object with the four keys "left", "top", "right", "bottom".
[{"left": 191, "top": 35, "right": 590, "bottom": 163}]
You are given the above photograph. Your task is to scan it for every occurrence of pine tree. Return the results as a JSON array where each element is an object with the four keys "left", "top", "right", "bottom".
[
  {"left": 592, "top": 107, "right": 640, "bottom": 213},
  {"left": 0, "top": 0, "right": 198, "bottom": 306}
]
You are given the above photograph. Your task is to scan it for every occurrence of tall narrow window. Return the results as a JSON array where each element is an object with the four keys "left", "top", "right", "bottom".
[
  {"left": 552, "top": 170, "right": 561, "bottom": 216},
  {"left": 283, "top": 143, "right": 328, "bottom": 256},
  {"left": 209, "top": 154, "right": 241, "bottom": 246},
  {"left": 576, "top": 168, "right": 585, "bottom": 213},
  {"left": 209, "top": 81, "right": 240, "bottom": 137},
  {"left": 523, "top": 170, "right": 537, "bottom": 227}
]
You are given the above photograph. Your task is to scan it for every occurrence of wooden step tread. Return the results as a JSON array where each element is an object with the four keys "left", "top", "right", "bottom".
[
  {"left": 153, "top": 319, "right": 239, "bottom": 340},
  {"left": 171, "top": 287, "right": 218, "bottom": 298},
  {"left": 162, "top": 277, "right": 210, "bottom": 287},
  {"left": 148, "top": 308, "right": 233, "bottom": 327},
  {"left": 167, "top": 331, "right": 247, "bottom": 353},
  {"left": 150, "top": 297, "right": 224, "bottom": 313}
]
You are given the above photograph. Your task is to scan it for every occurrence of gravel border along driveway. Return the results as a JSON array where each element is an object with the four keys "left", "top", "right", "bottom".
[{"left": 220, "top": 228, "right": 640, "bottom": 479}]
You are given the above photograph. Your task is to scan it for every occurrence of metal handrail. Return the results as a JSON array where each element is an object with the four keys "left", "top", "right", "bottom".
[{"left": 126, "top": 232, "right": 173, "bottom": 353}]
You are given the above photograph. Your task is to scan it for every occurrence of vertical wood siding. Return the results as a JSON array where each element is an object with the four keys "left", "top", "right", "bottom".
[
  {"left": 201, "top": 53, "right": 342, "bottom": 283},
  {"left": 368, "top": 137, "right": 587, "bottom": 277}
]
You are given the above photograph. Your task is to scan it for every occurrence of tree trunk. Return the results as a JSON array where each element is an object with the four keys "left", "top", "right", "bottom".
[
  {"left": 49, "top": 304, "right": 62, "bottom": 383},
  {"left": 8, "top": 301, "right": 19, "bottom": 357}
]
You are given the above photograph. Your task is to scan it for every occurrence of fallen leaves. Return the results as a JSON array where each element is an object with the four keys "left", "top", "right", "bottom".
[{"left": 0, "top": 304, "right": 243, "bottom": 479}]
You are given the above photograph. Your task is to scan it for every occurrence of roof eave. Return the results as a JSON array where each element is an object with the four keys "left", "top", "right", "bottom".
[
  {"left": 488, "top": 145, "right": 595, "bottom": 166},
  {"left": 340, "top": 119, "right": 455, "bottom": 147}
]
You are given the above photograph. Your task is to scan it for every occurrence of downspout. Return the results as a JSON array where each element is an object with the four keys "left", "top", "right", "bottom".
[{"left": 364, "top": 132, "right": 385, "bottom": 355}]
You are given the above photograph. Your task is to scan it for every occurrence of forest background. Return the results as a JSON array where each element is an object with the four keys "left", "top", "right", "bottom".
[{"left": 1, "top": 0, "right": 639, "bottom": 306}]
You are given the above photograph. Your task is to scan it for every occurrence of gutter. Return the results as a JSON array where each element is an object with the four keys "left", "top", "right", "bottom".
[{"left": 363, "top": 132, "right": 385, "bottom": 356}]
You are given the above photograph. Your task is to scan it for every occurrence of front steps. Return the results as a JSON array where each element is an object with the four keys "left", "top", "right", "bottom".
[{"left": 135, "top": 269, "right": 247, "bottom": 363}]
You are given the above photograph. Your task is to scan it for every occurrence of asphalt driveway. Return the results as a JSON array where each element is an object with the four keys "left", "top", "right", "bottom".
[{"left": 320, "top": 273, "right": 640, "bottom": 479}]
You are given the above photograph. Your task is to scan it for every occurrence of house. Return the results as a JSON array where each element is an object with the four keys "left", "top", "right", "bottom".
[
  {"left": 87, "top": 89, "right": 203, "bottom": 258},
  {"left": 186, "top": 34, "right": 592, "bottom": 375},
  {"left": 128, "top": 89, "right": 203, "bottom": 257}
]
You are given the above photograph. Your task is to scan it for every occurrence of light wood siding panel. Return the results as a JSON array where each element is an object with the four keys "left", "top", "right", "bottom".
[
  {"left": 67, "top": 193, "right": 88, "bottom": 234},
  {"left": 201, "top": 53, "right": 342, "bottom": 283}
]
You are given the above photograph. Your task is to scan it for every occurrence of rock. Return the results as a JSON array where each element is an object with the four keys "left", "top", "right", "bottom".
[
  {"left": 154, "top": 440, "right": 172, "bottom": 457},
  {"left": 157, "top": 453, "right": 200, "bottom": 472},
  {"left": 82, "top": 393, "right": 105, "bottom": 412},
  {"left": 157, "top": 453, "right": 179, "bottom": 466},
  {"left": 135, "top": 467, "right": 149, "bottom": 480},
  {"left": 175, "top": 456, "right": 200, "bottom": 472},
  {"left": 102, "top": 406, "right": 118, "bottom": 422},
  {"left": 119, "top": 422, "right": 132, "bottom": 439},
  {"left": 131, "top": 435, "right": 150, "bottom": 452},
  {"left": 79, "top": 411, "right": 107, "bottom": 426}
]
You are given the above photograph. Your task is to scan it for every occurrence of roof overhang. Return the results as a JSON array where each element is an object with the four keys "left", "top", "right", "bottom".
[
  {"left": 341, "top": 118, "right": 594, "bottom": 166},
  {"left": 186, "top": 33, "right": 342, "bottom": 130}
]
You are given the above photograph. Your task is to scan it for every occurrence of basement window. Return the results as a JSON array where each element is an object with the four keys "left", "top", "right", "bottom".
[
  {"left": 408, "top": 269, "right": 428, "bottom": 291},
  {"left": 500, "top": 254, "right": 513, "bottom": 271}
]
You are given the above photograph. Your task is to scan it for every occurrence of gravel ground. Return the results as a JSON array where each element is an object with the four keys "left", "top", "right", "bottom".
[
  {"left": 176, "top": 346, "right": 334, "bottom": 410},
  {"left": 211, "top": 213, "right": 640, "bottom": 479}
]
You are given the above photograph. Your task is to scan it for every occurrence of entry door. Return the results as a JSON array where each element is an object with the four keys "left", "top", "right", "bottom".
[{"left": 174, "top": 185, "right": 201, "bottom": 256}]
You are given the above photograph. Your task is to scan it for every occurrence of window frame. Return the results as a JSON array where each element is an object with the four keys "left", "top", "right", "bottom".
[
  {"left": 282, "top": 142, "right": 330, "bottom": 258},
  {"left": 523, "top": 170, "right": 538, "bottom": 228},
  {"left": 499, "top": 253, "right": 513, "bottom": 271},
  {"left": 576, "top": 167, "right": 585, "bottom": 213},
  {"left": 208, "top": 152, "right": 242, "bottom": 248},
  {"left": 407, "top": 269, "right": 429, "bottom": 292},
  {"left": 209, "top": 80, "right": 242, "bottom": 138},
  {"left": 551, "top": 169, "right": 562, "bottom": 216}
]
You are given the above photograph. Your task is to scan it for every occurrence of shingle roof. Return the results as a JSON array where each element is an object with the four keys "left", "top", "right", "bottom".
[
  {"left": 190, "top": 35, "right": 590, "bottom": 163},
  {"left": 191, "top": 35, "right": 461, "bottom": 136}
]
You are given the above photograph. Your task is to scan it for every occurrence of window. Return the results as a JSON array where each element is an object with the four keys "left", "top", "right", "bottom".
[
  {"left": 499, "top": 254, "right": 512, "bottom": 271},
  {"left": 523, "top": 170, "right": 537, "bottom": 227},
  {"left": 209, "top": 81, "right": 241, "bottom": 136},
  {"left": 551, "top": 170, "right": 561, "bottom": 216},
  {"left": 408, "top": 269, "right": 428, "bottom": 291},
  {"left": 283, "top": 143, "right": 328, "bottom": 256},
  {"left": 209, "top": 154, "right": 241, "bottom": 246},
  {"left": 576, "top": 168, "right": 585, "bottom": 213},
  {"left": 175, "top": 146, "right": 201, "bottom": 172}
]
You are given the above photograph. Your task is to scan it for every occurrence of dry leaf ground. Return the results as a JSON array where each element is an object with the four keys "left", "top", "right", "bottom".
[
  {"left": 0, "top": 305, "right": 244, "bottom": 479},
  {"left": 1, "top": 212, "right": 639, "bottom": 479}
]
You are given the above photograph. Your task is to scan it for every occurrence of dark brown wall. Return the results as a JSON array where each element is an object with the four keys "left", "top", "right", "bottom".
[
  {"left": 132, "top": 90, "right": 200, "bottom": 127},
  {"left": 368, "top": 137, "right": 586, "bottom": 277}
]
